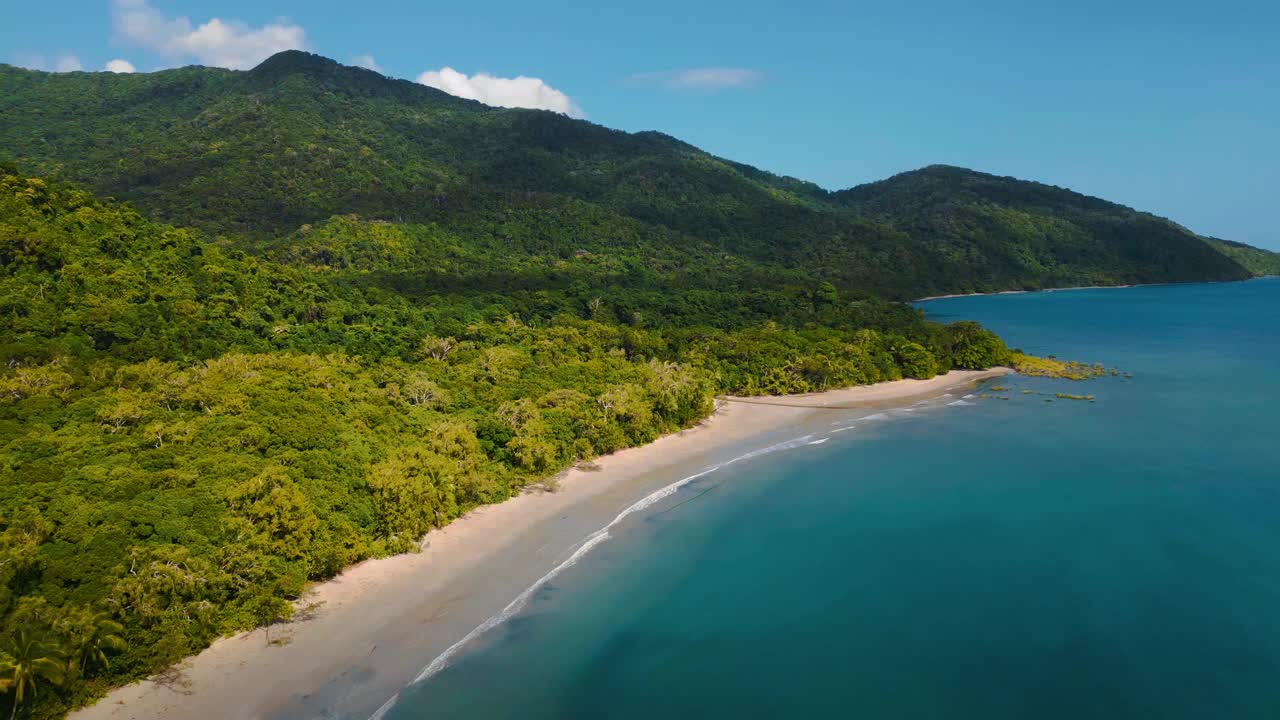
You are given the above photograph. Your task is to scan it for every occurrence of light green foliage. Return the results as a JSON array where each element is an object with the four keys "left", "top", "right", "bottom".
[
  {"left": 1, "top": 628, "right": 65, "bottom": 720},
  {"left": 894, "top": 341, "right": 939, "bottom": 379},
  {"left": 948, "top": 321, "right": 1013, "bottom": 370},
  {"left": 1010, "top": 353, "right": 1116, "bottom": 380},
  {"left": 0, "top": 59, "right": 1130, "bottom": 718},
  {"left": 0, "top": 172, "right": 1020, "bottom": 719}
]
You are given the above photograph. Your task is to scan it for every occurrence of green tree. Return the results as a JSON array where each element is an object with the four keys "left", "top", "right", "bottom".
[
  {"left": 948, "top": 321, "right": 1011, "bottom": 369},
  {"left": 72, "top": 614, "right": 125, "bottom": 676},
  {"left": 895, "top": 341, "right": 939, "bottom": 379},
  {"left": 1, "top": 629, "right": 66, "bottom": 720}
]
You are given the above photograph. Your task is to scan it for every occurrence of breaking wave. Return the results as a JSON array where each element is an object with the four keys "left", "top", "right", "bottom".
[
  {"left": 370, "top": 432, "right": 819, "bottom": 717},
  {"left": 367, "top": 383, "right": 996, "bottom": 718}
]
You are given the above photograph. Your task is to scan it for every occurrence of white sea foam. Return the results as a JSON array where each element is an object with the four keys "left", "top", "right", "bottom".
[
  {"left": 373, "top": 432, "right": 817, "bottom": 715},
  {"left": 367, "top": 693, "right": 400, "bottom": 720},
  {"left": 721, "top": 435, "right": 814, "bottom": 465},
  {"left": 367, "top": 383, "right": 1001, "bottom": 717},
  {"left": 407, "top": 528, "right": 612, "bottom": 687},
  {"left": 963, "top": 394, "right": 975, "bottom": 399}
]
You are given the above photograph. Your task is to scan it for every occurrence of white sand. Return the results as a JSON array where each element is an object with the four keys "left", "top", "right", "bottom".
[{"left": 71, "top": 368, "right": 1009, "bottom": 720}]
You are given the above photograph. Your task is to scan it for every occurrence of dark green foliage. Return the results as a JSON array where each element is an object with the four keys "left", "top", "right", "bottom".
[
  {"left": 0, "top": 50, "right": 1265, "bottom": 718},
  {"left": 0, "top": 171, "right": 1012, "bottom": 718},
  {"left": 0, "top": 53, "right": 1261, "bottom": 299},
  {"left": 1207, "top": 238, "right": 1280, "bottom": 277},
  {"left": 834, "top": 165, "right": 1256, "bottom": 293}
]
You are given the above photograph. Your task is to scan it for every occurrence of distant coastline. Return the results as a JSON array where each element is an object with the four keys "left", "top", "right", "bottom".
[
  {"left": 70, "top": 369, "right": 1009, "bottom": 720},
  {"left": 921, "top": 279, "right": 1172, "bottom": 301},
  {"left": 913, "top": 279, "right": 1254, "bottom": 303}
]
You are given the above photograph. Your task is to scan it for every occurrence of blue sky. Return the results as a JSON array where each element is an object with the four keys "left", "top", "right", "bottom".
[{"left": 5, "top": 0, "right": 1278, "bottom": 249}]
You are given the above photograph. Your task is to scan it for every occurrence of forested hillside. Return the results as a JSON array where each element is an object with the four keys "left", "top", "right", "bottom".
[
  {"left": 1, "top": 51, "right": 1272, "bottom": 299},
  {"left": 833, "top": 165, "right": 1261, "bottom": 291},
  {"left": 0, "top": 49, "right": 1274, "bottom": 718},
  {"left": 0, "top": 170, "right": 1012, "bottom": 718},
  {"left": 1207, "top": 238, "right": 1280, "bottom": 277}
]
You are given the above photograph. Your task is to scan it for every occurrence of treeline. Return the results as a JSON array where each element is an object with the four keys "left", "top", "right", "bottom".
[
  {"left": 1, "top": 52, "right": 1269, "bottom": 304},
  {"left": 0, "top": 173, "right": 1012, "bottom": 718}
]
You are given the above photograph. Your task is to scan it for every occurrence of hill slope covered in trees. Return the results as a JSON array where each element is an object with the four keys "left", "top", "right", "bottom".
[
  {"left": 0, "top": 169, "right": 1013, "bottom": 718},
  {"left": 0, "top": 50, "right": 1275, "bottom": 718},
  {"left": 1, "top": 50, "right": 1273, "bottom": 299}
]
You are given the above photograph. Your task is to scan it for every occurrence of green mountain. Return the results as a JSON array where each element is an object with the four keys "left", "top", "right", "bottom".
[
  {"left": 1, "top": 50, "right": 1272, "bottom": 300},
  {"left": 834, "top": 164, "right": 1266, "bottom": 291},
  {"left": 0, "top": 50, "right": 1274, "bottom": 718},
  {"left": 1207, "top": 238, "right": 1280, "bottom": 277}
]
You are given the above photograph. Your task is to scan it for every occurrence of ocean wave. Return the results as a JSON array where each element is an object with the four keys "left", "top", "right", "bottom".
[
  {"left": 807, "top": 438, "right": 829, "bottom": 445},
  {"left": 368, "top": 693, "right": 400, "bottom": 720},
  {"left": 722, "top": 435, "right": 814, "bottom": 465},
  {"left": 407, "top": 528, "right": 613, "bottom": 687},
  {"left": 947, "top": 399, "right": 974, "bottom": 406},
  {"left": 963, "top": 394, "right": 975, "bottom": 399},
  {"left": 861, "top": 413, "right": 889, "bottom": 421},
  {"left": 831, "top": 425, "right": 857, "bottom": 433},
  {"left": 375, "top": 432, "right": 819, "bottom": 713}
]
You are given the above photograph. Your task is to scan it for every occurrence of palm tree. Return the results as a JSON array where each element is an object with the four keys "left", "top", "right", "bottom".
[
  {"left": 2, "top": 630, "right": 65, "bottom": 720},
  {"left": 75, "top": 616, "right": 126, "bottom": 675}
]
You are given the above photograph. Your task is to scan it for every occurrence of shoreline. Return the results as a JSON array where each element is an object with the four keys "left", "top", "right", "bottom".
[
  {"left": 71, "top": 368, "right": 1009, "bottom": 720},
  {"left": 916, "top": 279, "right": 1192, "bottom": 301},
  {"left": 913, "top": 278, "right": 1263, "bottom": 303}
]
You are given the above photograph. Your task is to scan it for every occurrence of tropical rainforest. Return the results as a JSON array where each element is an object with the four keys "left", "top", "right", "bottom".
[{"left": 0, "top": 51, "right": 1275, "bottom": 718}]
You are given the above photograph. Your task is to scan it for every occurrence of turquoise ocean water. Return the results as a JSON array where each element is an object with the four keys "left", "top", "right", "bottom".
[{"left": 383, "top": 279, "right": 1280, "bottom": 719}]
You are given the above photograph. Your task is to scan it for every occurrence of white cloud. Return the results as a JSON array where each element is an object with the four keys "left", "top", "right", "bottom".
[
  {"left": 105, "top": 58, "right": 137, "bottom": 73},
  {"left": 627, "top": 68, "right": 764, "bottom": 91},
  {"left": 55, "top": 54, "right": 84, "bottom": 72},
  {"left": 352, "top": 54, "right": 381, "bottom": 73},
  {"left": 111, "top": 0, "right": 306, "bottom": 70},
  {"left": 416, "top": 67, "right": 583, "bottom": 117}
]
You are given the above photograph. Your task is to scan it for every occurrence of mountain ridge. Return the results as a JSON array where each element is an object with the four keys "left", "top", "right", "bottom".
[
  {"left": 1, "top": 50, "right": 1276, "bottom": 720},
  {"left": 0, "top": 50, "right": 1274, "bottom": 300}
]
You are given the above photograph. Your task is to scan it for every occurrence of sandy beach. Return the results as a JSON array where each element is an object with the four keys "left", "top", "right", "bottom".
[
  {"left": 916, "top": 281, "right": 1172, "bottom": 301},
  {"left": 71, "top": 368, "right": 1009, "bottom": 720}
]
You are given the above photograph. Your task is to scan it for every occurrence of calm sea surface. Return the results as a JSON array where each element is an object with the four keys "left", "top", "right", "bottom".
[{"left": 384, "top": 278, "right": 1280, "bottom": 719}]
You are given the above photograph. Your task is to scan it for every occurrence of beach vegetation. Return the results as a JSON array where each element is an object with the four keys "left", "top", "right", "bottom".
[
  {"left": 0, "top": 170, "right": 1020, "bottom": 718},
  {"left": 1, "top": 629, "right": 65, "bottom": 720},
  {"left": 1010, "top": 353, "right": 1115, "bottom": 380},
  {"left": 0, "top": 50, "right": 1193, "bottom": 717}
]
